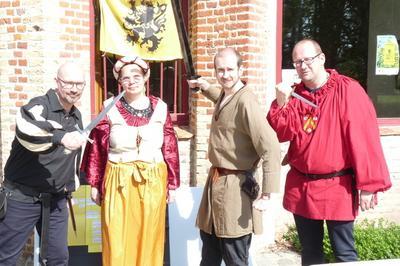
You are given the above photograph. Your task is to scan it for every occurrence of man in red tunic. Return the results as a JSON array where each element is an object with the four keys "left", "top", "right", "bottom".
[{"left": 267, "top": 39, "right": 392, "bottom": 266}]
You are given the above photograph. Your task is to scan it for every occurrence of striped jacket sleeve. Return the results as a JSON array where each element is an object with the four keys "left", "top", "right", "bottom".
[{"left": 15, "top": 99, "right": 65, "bottom": 152}]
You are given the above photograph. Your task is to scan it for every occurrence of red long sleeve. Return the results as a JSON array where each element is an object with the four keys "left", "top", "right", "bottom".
[
  {"left": 80, "top": 117, "right": 110, "bottom": 191},
  {"left": 267, "top": 70, "right": 391, "bottom": 220},
  {"left": 80, "top": 95, "right": 180, "bottom": 195},
  {"left": 161, "top": 111, "right": 180, "bottom": 190}
]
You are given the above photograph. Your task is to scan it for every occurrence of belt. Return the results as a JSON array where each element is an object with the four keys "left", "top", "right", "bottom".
[
  {"left": 215, "top": 167, "right": 245, "bottom": 176},
  {"left": 4, "top": 179, "right": 42, "bottom": 200},
  {"left": 298, "top": 168, "right": 354, "bottom": 180},
  {"left": 211, "top": 167, "right": 245, "bottom": 182}
]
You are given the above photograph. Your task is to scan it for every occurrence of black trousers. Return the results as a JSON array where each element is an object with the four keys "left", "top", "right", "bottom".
[
  {"left": 0, "top": 195, "right": 68, "bottom": 266},
  {"left": 294, "top": 214, "right": 358, "bottom": 266},
  {"left": 200, "top": 229, "right": 252, "bottom": 266}
]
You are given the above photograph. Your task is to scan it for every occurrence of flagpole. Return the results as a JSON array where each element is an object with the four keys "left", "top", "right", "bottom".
[{"left": 170, "top": 0, "right": 201, "bottom": 88}]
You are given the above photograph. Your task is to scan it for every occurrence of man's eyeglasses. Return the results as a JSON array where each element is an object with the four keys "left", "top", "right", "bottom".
[
  {"left": 292, "top": 53, "right": 321, "bottom": 68},
  {"left": 57, "top": 77, "right": 86, "bottom": 90}
]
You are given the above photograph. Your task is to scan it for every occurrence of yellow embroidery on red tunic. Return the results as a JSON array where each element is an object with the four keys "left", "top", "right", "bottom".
[{"left": 303, "top": 114, "right": 318, "bottom": 133}]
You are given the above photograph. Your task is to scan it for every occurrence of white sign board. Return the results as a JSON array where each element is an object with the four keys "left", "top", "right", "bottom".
[{"left": 168, "top": 187, "right": 257, "bottom": 266}]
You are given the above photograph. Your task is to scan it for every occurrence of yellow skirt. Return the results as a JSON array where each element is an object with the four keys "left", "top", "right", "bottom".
[{"left": 101, "top": 160, "right": 168, "bottom": 266}]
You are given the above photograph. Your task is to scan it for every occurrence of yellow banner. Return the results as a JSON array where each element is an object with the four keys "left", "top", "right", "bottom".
[{"left": 99, "top": 0, "right": 183, "bottom": 61}]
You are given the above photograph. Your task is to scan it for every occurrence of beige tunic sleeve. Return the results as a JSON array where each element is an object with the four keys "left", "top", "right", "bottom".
[
  {"left": 201, "top": 85, "right": 222, "bottom": 103},
  {"left": 259, "top": 123, "right": 281, "bottom": 193},
  {"left": 240, "top": 92, "right": 281, "bottom": 193}
]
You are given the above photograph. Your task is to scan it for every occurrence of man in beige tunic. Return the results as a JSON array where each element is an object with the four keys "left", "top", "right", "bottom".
[{"left": 188, "top": 48, "right": 281, "bottom": 266}]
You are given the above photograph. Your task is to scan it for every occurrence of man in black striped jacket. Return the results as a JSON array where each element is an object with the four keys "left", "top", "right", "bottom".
[{"left": 0, "top": 62, "right": 87, "bottom": 266}]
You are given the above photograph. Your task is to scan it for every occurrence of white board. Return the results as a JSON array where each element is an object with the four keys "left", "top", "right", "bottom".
[{"left": 168, "top": 187, "right": 256, "bottom": 266}]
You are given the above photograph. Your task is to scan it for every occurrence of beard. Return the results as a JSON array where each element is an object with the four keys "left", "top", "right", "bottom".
[
  {"left": 56, "top": 89, "right": 81, "bottom": 107},
  {"left": 64, "top": 95, "right": 80, "bottom": 105}
]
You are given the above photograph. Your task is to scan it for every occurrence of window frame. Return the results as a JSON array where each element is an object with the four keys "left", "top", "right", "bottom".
[
  {"left": 89, "top": 0, "right": 190, "bottom": 126},
  {"left": 279, "top": 0, "right": 400, "bottom": 126}
]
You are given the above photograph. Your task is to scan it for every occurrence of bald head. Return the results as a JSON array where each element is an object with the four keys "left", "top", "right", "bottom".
[
  {"left": 55, "top": 62, "right": 86, "bottom": 110},
  {"left": 214, "top": 47, "right": 243, "bottom": 68},
  {"left": 292, "top": 39, "right": 322, "bottom": 58},
  {"left": 291, "top": 39, "right": 328, "bottom": 88},
  {"left": 57, "top": 61, "right": 85, "bottom": 81}
]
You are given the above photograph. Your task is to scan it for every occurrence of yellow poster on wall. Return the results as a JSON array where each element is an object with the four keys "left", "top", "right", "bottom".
[
  {"left": 67, "top": 185, "right": 102, "bottom": 253},
  {"left": 67, "top": 185, "right": 87, "bottom": 246},
  {"left": 85, "top": 185, "right": 102, "bottom": 252},
  {"left": 376, "top": 35, "right": 400, "bottom": 75}
]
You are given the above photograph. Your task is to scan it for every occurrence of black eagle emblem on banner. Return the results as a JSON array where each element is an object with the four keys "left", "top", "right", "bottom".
[{"left": 123, "top": 1, "right": 167, "bottom": 52}]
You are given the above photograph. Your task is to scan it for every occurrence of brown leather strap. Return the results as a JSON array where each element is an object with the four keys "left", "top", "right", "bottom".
[
  {"left": 217, "top": 168, "right": 244, "bottom": 176},
  {"left": 211, "top": 167, "right": 219, "bottom": 183},
  {"left": 299, "top": 168, "right": 354, "bottom": 180},
  {"left": 39, "top": 193, "right": 51, "bottom": 266},
  {"left": 211, "top": 167, "right": 245, "bottom": 183}
]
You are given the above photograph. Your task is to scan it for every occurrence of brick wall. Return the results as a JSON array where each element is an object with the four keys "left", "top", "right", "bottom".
[
  {"left": 0, "top": 0, "right": 91, "bottom": 174},
  {"left": 177, "top": 136, "right": 192, "bottom": 186},
  {"left": 189, "top": 0, "right": 278, "bottom": 185},
  {"left": 0, "top": 0, "right": 91, "bottom": 263}
]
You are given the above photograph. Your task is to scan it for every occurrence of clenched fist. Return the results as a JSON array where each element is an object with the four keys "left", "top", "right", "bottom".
[
  {"left": 187, "top": 77, "right": 210, "bottom": 92},
  {"left": 275, "top": 82, "right": 294, "bottom": 107},
  {"left": 61, "top": 131, "right": 86, "bottom": 150}
]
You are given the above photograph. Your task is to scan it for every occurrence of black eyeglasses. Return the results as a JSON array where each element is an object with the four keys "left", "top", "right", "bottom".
[
  {"left": 292, "top": 53, "right": 321, "bottom": 68},
  {"left": 57, "top": 77, "right": 86, "bottom": 90}
]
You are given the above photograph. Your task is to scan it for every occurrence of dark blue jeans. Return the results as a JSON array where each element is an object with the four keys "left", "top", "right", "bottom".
[
  {"left": 294, "top": 214, "right": 358, "bottom": 266},
  {"left": 0, "top": 195, "right": 68, "bottom": 266},
  {"left": 200, "top": 229, "right": 252, "bottom": 266}
]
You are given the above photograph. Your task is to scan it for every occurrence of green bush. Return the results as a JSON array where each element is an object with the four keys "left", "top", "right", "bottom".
[{"left": 282, "top": 219, "right": 400, "bottom": 262}]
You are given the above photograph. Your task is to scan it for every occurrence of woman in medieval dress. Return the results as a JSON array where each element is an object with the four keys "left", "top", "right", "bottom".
[{"left": 81, "top": 55, "right": 180, "bottom": 266}]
